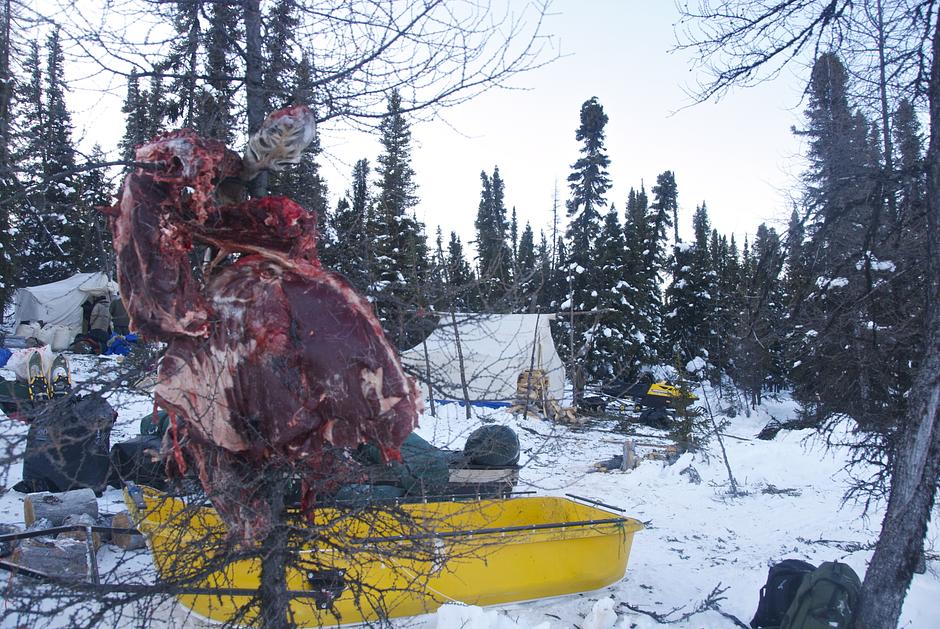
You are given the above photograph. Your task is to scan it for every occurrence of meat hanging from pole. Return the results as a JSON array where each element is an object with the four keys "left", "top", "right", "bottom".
[{"left": 104, "top": 106, "right": 422, "bottom": 543}]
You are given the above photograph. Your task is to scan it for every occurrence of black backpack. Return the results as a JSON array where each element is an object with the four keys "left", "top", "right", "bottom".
[
  {"left": 16, "top": 393, "right": 116, "bottom": 494},
  {"left": 751, "top": 559, "right": 816, "bottom": 628}
]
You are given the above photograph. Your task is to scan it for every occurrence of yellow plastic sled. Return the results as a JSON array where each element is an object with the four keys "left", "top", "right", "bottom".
[{"left": 126, "top": 486, "right": 643, "bottom": 627}]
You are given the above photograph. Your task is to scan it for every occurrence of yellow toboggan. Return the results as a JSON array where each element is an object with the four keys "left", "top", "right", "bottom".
[{"left": 125, "top": 485, "right": 643, "bottom": 627}]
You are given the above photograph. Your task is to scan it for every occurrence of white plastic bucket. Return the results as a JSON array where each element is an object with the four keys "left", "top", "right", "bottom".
[
  {"left": 35, "top": 326, "right": 56, "bottom": 347},
  {"left": 14, "top": 323, "right": 40, "bottom": 338},
  {"left": 51, "top": 326, "right": 72, "bottom": 351}
]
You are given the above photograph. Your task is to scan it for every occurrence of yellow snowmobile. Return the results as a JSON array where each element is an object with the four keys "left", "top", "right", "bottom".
[{"left": 603, "top": 374, "right": 699, "bottom": 427}]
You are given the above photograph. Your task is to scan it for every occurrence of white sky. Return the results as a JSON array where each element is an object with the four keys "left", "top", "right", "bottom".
[
  {"left": 317, "top": 0, "right": 809, "bottom": 250},
  {"left": 68, "top": 0, "right": 811, "bottom": 252}
]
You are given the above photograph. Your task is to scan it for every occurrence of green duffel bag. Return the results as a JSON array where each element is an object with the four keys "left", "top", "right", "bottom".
[
  {"left": 780, "top": 561, "right": 861, "bottom": 629},
  {"left": 357, "top": 433, "right": 451, "bottom": 497},
  {"left": 140, "top": 409, "right": 170, "bottom": 436},
  {"left": 333, "top": 483, "right": 407, "bottom": 507},
  {"left": 393, "top": 432, "right": 451, "bottom": 496}
]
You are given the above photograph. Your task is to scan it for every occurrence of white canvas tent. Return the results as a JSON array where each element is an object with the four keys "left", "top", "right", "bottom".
[
  {"left": 11, "top": 272, "right": 111, "bottom": 340},
  {"left": 401, "top": 313, "right": 566, "bottom": 405}
]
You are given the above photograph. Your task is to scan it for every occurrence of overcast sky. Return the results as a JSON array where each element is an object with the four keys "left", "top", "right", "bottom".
[
  {"left": 313, "top": 0, "right": 810, "bottom": 252},
  {"left": 70, "top": 0, "right": 811, "bottom": 252}
]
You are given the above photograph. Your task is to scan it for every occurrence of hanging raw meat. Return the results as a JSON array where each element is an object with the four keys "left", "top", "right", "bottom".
[{"left": 105, "top": 106, "right": 421, "bottom": 543}]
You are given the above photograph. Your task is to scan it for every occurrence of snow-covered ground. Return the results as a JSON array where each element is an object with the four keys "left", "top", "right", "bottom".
[{"left": 1, "top": 353, "right": 938, "bottom": 628}]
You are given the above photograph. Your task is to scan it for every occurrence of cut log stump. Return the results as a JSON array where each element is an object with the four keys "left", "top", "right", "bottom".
[
  {"left": 110, "top": 511, "right": 146, "bottom": 550},
  {"left": 10, "top": 538, "right": 88, "bottom": 580},
  {"left": 57, "top": 513, "right": 102, "bottom": 550},
  {"left": 24, "top": 488, "right": 98, "bottom": 527}
]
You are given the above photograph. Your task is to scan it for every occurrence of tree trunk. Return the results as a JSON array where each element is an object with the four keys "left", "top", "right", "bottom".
[
  {"left": 0, "top": 0, "right": 14, "bottom": 312},
  {"left": 242, "top": 0, "right": 268, "bottom": 198},
  {"left": 258, "top": 478, "right": 290, "bottom": 629},
  {"left": 857, "top": 7, "right": 940, "bottom": 628}
]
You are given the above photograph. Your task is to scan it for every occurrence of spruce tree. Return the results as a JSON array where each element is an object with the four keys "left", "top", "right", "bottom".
[
  {"left": 164, "top": 2, "right": 203, "bottom": 130},
  {"left": 371, "top": 89, "right": 427, "bottom": 346},
  {"left": 119, "top": 72, "right": 149, "bottom": 163},
  {"left": 268, "top": 56, "right": 330, "bottom": 261},
  {"left": 515, "top": 222, "right": 538, "bottom": 309},
  {"left": 14, "top": 32, "right": 89, "bottom": 284},
  {"left": 443, "top": 231, "right": 474, "bottom": 310},
  {"left": 535, "top": 231, "right": 552, "bottom": 308},
  {"left": 262, "top": 0, "right": 298, "bottom": 111},
  {"left": 783, "top": 208, "right": 809, "bottom": 308},
  {"left": 74, "top": 145, "right": 115, "bottom": 276},
  {"left": 562, "top": 97, "right": 612, "bottom": 397},
  {"left": 663, "top": 202, "right": 718, "bottom": 371},
  {"left": 474, "top": 166, "right": 513, "bottom": 307},
  {"left": 651, "top": 170, "right": 679, "bottom": 246},
  {"left": 876, "top": 99, "right": 928, "bottom": 420},
  {"left": 202, "top": 0, "right": 239, "bottom": 143},
  {"left": 46, "top": 30, "right": 99, "bottom": 275},
  {"left": 145, "top": 71, "right": 167, "bottom": 139},
  {"left": 621, "top": 183, "right": 667, "bottom": 370},
  {"left": 565, "top": 96, "right": 610, "bottom": 285},
  {"left": 591, "top": 204, "right": 630, "bottom": 380},
  {"left": 735, "top": 223, "right": 786, "bottom": 405},
  {"left": 510, "top": 207, "right": 519, "bottom": 264},
  {"left": 788, "top": 53, "right": 889, "bottom": 428},
  {"left": 332, "top": 158, "right": 371, "bottom": 289}
]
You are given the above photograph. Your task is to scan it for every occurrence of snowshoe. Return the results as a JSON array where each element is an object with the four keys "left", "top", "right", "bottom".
[
  {"left": 25, "top": 351, "right": 50, "bottom": 403},
  {"left": 48, "top": 354, "right": 72, "bottom": 398}
]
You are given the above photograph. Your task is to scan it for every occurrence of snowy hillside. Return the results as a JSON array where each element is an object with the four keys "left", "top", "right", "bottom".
[{"left": 0, "top": 355, "right": 938, "bottom": 628}]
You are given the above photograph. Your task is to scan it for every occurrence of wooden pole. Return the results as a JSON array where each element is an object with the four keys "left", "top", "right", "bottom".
[
  {"left": 422, "top": 336, "right": 436, "bottom": 417},
  {"left": 450, "top": 310, "right": 472, "bottom": 420}
]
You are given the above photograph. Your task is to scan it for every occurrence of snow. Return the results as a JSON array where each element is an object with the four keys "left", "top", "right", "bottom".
[
  {"left": 685, "top": 356, "right": 707, "bottom": 374},
  {"left": 407, "top": 393, "right": 940, "bottom": 628},
  {"left": 675, "top": 242, "right": 693, "bottom": 253},
  {"left": 434, "top": 604, "right": 549, "bottom": 629},
  {"left": 816, "top": 276, "right": 849, "bottom": 289},
  {"left": 871, "top": 260, "right": 896, "bottom": 272},
  {"left": 855, "top": 256, "right": 897, "bottom": 273},
  {"left": 583, "top": 597, "right": 618, "bottom": 629},
  {"left": 1, "top": 357, "right": 939, "bottom": 628}
]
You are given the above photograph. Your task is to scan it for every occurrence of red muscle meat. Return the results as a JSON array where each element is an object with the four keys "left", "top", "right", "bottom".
[{"left": 107, "top": 107, "right": 421, "bottom": 542}]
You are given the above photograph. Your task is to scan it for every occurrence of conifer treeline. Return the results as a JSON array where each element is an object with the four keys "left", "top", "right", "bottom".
[
  {"left": 0, "top": 27, "right": 114, "bottom": 296},
  {"left": 0, "top": 15, "right": 926, "bottom": 442}
]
